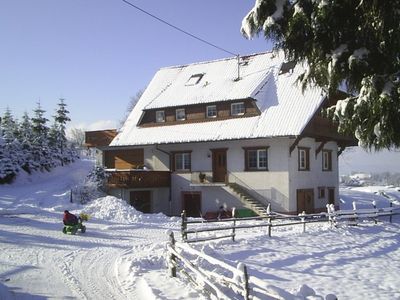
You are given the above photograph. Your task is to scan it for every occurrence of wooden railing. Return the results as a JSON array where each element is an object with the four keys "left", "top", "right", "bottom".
[
  {"left": 180, "top": 203, "right": 400, "bottom": 243},
  {"left": 106, "top": 170, "right": 171, "bottom": 188},
  {"left": 166, "top": 231, "right": 332, "bottom": 300}
]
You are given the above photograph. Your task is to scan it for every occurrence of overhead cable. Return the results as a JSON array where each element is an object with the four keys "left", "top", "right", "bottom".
[{"left": 121, "top": 0, "right": 238, "bottom": 57}]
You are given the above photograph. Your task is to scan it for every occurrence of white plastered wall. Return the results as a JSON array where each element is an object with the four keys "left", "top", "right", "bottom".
[
  {"left": 288, "top": 137, "right": 339, "bottom": 213},
  {"left": 157, "top": 138, "right": 291, "bottom": 215}
]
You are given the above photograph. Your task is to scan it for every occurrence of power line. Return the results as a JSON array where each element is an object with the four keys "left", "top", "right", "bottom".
[{"left": 120, "top": 0, "right": 238, "bottom": 57}]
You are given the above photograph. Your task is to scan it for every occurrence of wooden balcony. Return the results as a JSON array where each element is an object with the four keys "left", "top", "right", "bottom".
[{"left": 106, "top": 170, "right": 171, "bottom": 189}]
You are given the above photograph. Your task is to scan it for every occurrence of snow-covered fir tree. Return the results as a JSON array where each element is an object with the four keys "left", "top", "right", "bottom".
[
  {"left": 0, "top": 99, "right": 78, "bottom": 183},
  {"left": 53, "top": 98, "right": 75, "bottom": 165},
  {"left": 0, "top": 109, "right": 19, "bottom": 183},
  {"left": 18, "top": 112, "right": 37, "bottom": 173},
  {"left": 30, "top": 102, "right": 52, "bottom": 171},
  {"left": 242, "top": 0, "right": 400, "bottom": 149}
]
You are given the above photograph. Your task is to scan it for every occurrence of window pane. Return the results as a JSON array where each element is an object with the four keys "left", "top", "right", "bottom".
[
  {"left": 175, "top": 153, "right": 190, "bottom": 170},
  {"left": 176, "top": 109, "right": 185, "bottom": 121},
  {"left": 231, "top": 102, "right": 245, "bottom": 115},
  {"left": 258, "top": 149, "right": 267, "bottom": 168},
  {"left": 299, "top": 149, "right": 306, "bottom": 169},
  {"left": 248, "top": 150, "right": 257, "bottom": 169},
  {"left": 156, "top": 111, "right": 165, "bottom": 123},
  {"left": 206, "top": 105, "right": 217, "bottom": 118},
  {"left": 183, "top": 153, "right": 191, "bottom": 170},
  {"left": 175, "top": 153, "right": 183, "bottom": 170},
  {"left": 322, "top": 151, "right": 331, "bottom": 170}
]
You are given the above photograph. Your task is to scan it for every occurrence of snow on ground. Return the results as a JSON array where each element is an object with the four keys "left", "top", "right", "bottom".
[{"left": 0, "top": 159, "right": 399, "bottom": 299}]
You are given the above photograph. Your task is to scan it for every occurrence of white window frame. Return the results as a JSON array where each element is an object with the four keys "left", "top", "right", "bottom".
[
  {"left": 176, "top": 108, "right": 186, "bottom": 121},
  {"left": 322, "top": 150, "right": 332, "bottom": 171},
  {"left": 231, "top": 102, "right": 245, "bottom": 116},
  {"left": 206, "top": 105, "right": 217, "bottom": 118},
  {"left": 174, "top": 152, "right": 191, "bottom": 171},
  {"left": 298, "top": 148, "right": 309, "bottom": 171},
  {"left": 155, "top": 110, "right": 165, "bottom": 123},
  {"left": 246, "top": 148, "right": 268, "bottom": 170}
]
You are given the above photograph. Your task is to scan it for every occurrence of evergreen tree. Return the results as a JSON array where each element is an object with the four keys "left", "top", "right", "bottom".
[
  {"left": 242, "top": 0, "right": 400, "bottom": 149},
  {"left": 18, "top": 112, "right": 36, "bottom": 173},
  {"left": 1, "top": 108, "right": 17, "bottom": 143},
  {"left": 52, "top": 98, "right": 75, "bottom": 165},
  {"left": 31, "top": 102, "right": 49, "bottom": 141},
  {"left": 31, "top": 102, "right": 52, "bottom": 171},
  {"left": 54, "top": 98, "right": 71, "bottom": 158},
  {"left": 0, "top": 109, "right": 19, "bottom": 182}
]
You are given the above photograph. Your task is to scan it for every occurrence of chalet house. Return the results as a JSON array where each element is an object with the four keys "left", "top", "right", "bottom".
[{"left": 86, "top": 52, "right": 356, "bottom": 217}]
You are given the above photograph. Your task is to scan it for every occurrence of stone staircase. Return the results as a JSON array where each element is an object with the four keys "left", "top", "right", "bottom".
[{"left": 226, "top": 183, "right": 270, "bottom": 217}]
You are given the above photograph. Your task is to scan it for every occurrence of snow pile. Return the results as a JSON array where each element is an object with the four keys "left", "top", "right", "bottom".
[{"left": 83, "top": 196, "right": 143, "bottom": 223}]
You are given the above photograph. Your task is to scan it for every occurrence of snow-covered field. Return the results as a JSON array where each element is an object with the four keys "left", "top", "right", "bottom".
[{"left": 0, "top": 159, "right": 399, "bottom": 299}]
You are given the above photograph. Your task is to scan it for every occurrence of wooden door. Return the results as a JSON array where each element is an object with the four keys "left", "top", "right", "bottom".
[
  {"left": 297, "top": 189, "right": 314, "bottom": 214},
  {"left": 328, "top": 188, "right": 335, "bottom": 205},
  {"left": 182, "top": 192, "right": 201, "bottom": 217},
  {"left": 130, "top": 190, "right": 151, "bottom": 213},
  {"left": 212, "top": 149, "right": 227, "bottom": 182}
]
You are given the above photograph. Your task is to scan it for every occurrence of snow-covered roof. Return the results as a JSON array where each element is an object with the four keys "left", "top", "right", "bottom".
[
  {"left": 143, "top": 53, "right": 278, "bottom": 110},
  {"left": 111, "top": 52, "right": 325, "bottom": 147}
]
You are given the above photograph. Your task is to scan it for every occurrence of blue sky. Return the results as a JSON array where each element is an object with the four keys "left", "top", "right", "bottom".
[
  {"left": 0, "top": 0, "right": 269, "bottom": 126},
  {"left": 1, "top": 0, "right": 399, "bottom": 174}
]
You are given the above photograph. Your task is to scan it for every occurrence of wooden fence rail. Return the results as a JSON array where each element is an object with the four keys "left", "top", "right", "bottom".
[
  {"left": 166, "top": 231, "right": 284, "bottom": 300},
  {"left": 180, "top": 203, "right": 400, "bottom": 243}
]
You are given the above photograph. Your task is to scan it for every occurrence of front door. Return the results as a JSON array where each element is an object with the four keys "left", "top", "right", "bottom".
[
  {"left": 130, "top": 190, "right": 151, "bottom": 213},
  {"left": 297, "top": 189, "right": 314, "bottom": 214},
  {"left": 182, "top": 192, "right": 201, "bottom": 217},
  {"left": 212, "top": 148, "right": 227, "bottom": 182}
]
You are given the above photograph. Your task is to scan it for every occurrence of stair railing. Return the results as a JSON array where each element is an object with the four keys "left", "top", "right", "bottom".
[{"left": 227, "top": 172, "right": 271, "bottom": 207}]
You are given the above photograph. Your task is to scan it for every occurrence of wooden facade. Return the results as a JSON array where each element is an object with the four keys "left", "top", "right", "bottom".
[
  {"left": 85, "top": 130, "right": 117, "bottom": 148},
  {"left": 106, "top": 170, "right": 171, "bottom": 188},
  {"left": 138, "top": 98, "right": 259, "bottom": 127},
  {"left": 104, "top": 149, "right": 144, "bottom": 169},
  {"left": 303, "top": 115, "right": 357, "bottom": 146}
]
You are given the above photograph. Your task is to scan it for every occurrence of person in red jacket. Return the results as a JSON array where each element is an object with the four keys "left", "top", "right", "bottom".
[{"left": 63, "top": 210, "right": 79, "bottom": 226}]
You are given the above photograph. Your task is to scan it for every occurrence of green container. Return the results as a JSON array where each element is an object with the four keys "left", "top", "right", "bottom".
[{"left": 235, "top": 208, "right": 257, "bottom": 218}]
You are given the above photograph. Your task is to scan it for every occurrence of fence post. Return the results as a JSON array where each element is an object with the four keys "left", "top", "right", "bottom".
[
  {"left": 181, "top": 210, "right": 187, "bottom": 241},
  {"left": 372, "top": 201, "right": 377, "bottom": 224},
  {"left": 326, "top": 204, "right": 333, "bottom": 227},
  {"left": 352, "top": 201, "right": 358, "bottom": 225},
  {"left": 70, "top": 189, "right": 73, "bottom": 203},
  {"left": 268, "top": 222, "right": 272, "bottom": 237},
  {"left": 390, "top": 201, "right": 393, "bottom": 223},
  {"left": 300, "top": 211, "right": 306, "bottom": 233},
  {"left": 267, "top": 203, "right": 272, "bottom": 237},
  {"left": 232, "top": 219, "right": 236, "bottom": 242},
  {"left": 242, "top": 264, "right": 250, "bottom": 300},
  {"left": 168, "top": 231, "right": 177, "bottom": 277}
]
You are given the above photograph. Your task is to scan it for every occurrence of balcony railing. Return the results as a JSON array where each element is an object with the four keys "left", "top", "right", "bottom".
[{"left": 106, "top": 170, "right": 171, "bottom": 188}]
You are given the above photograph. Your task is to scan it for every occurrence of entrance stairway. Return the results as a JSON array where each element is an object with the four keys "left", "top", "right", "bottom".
[{"left": 226, "top": 183, "right": 270, "bottom": 217}]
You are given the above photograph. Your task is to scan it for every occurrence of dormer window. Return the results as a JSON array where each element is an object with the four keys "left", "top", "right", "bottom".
[
  {"left": 155, "top": 110, "right": 165, "bottom": 123},
  {"left": 231, "top": 102, "right": 245, "bottom": 116},
  {"left": 176, "top": 108, "right": 186, "bottom": 121},
  {"left": 185, "top": 73, "right": 204, "bottom": 86}
]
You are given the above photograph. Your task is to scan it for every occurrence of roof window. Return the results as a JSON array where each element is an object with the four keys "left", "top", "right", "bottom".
[{"left": 185, "top": 73, "right": 204, "bottom": 86}]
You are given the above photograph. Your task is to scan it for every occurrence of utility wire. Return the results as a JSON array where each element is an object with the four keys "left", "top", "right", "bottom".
[{"left": 121, "top": 0, "right": 238, "bottom": 57}]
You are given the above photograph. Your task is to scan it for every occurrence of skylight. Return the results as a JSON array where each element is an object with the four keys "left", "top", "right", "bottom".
[{"left": 185, "top": 73, "right": 204, "bottom": 86}]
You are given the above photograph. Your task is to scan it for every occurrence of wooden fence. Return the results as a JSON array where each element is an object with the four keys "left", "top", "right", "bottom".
[
  {"left": 180, "top": 203, "right": 400, "bottom": 244},
  {"left": 166, "top": 231, "right": 289, "bottom": 300}
]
